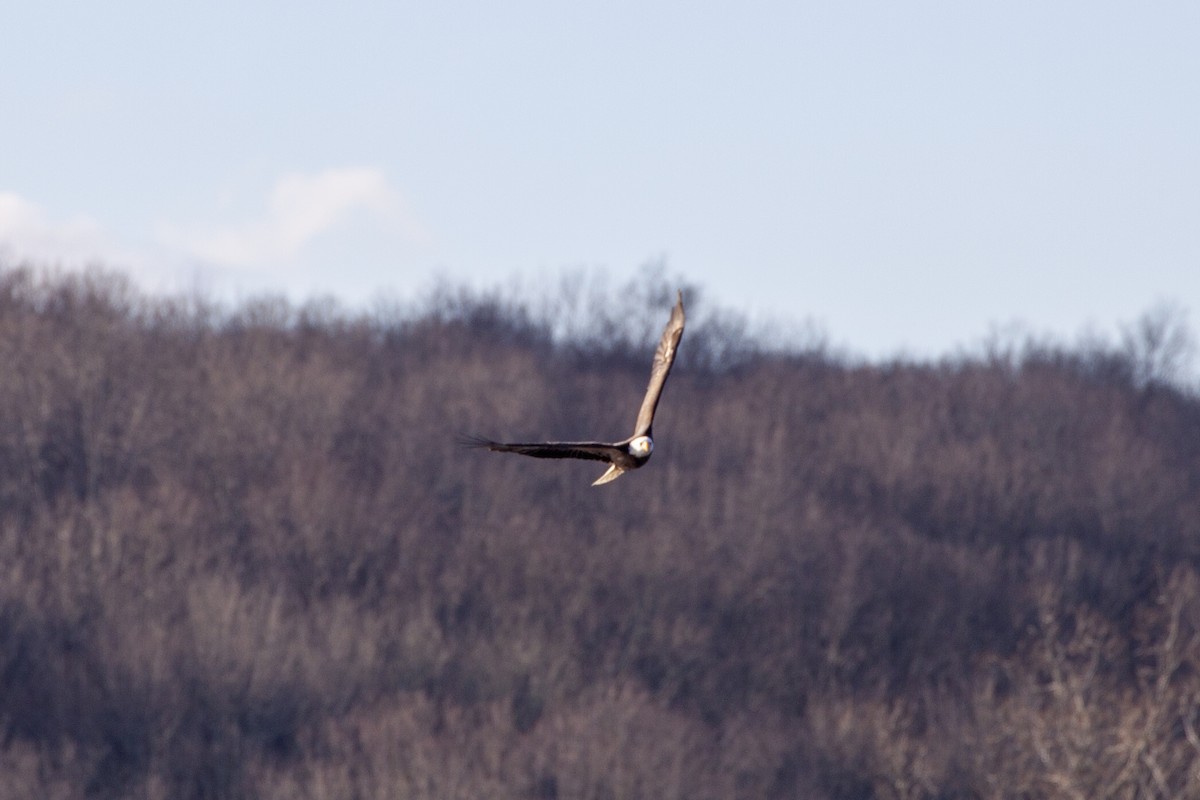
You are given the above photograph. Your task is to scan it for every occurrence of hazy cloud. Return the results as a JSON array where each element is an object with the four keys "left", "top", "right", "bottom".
[
  {"left": 1, "top": 169, "right": 432, "bottom": 300},
  {"left": 0, "top": 192, "right": 120, "bottom": 266},
  {"left": 159, "top": 168, "right": 429, "bottom": 269}
]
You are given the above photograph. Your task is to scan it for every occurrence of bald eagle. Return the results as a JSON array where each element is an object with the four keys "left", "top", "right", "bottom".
[{"left": 464, "top": 290, "right": 685, "bottom": 485}]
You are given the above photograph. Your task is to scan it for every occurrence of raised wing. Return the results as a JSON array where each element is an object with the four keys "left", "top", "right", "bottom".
[
  {"left": 632, "top": 290, "right": 685, "bottom": 437},
  {"left": 459, "top": 436, "right": 623, "bottom": 463}
]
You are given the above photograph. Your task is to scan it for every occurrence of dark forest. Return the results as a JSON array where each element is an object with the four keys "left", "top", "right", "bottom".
[{"left": 1, "top": 265, "right": 1199, "bottom": 799}]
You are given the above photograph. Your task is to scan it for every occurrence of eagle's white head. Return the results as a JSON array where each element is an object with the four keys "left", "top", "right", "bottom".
[{"left": 629, "top": 436, "right": 653, "bottom": 458}]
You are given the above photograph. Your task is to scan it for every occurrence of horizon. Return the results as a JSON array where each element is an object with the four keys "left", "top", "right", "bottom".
[{"left": 2, "top": 260, "right": 1195, "bottom": 390}]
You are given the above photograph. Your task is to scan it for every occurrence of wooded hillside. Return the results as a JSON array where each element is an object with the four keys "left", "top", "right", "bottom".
[{"left": 1, "top": 266, "right": 1199, "bottom": 799}]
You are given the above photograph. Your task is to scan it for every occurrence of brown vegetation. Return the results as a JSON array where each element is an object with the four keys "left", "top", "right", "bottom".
[{"left": 1, "top": 265, "right": 1199, "bottom": 798}]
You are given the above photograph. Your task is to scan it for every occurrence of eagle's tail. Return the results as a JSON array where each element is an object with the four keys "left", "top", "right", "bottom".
[{"left": 591, "top": 464, "right": 626, "bottom": 486}]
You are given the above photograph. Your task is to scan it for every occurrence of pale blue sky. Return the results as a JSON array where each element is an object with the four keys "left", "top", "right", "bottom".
[{"left": 3, "top": 1, "right": 1198, "bottom": 358}]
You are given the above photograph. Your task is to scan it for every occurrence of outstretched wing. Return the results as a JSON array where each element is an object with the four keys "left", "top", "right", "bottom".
[
  {"left": 632, "top": 290, "right": 686, "bottom": 438},
  {"left": 459, "top": 435, "right": 623, "bottom": 464}
]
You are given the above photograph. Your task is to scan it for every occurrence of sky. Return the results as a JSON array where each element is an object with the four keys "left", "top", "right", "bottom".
[{"left": 2, "top": 1, "right": 1198, "bottom": 360}]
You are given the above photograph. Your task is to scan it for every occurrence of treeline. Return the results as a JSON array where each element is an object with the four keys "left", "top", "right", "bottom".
[{"left": 1, "top": 265, "right": 1199, "bottom": 799}]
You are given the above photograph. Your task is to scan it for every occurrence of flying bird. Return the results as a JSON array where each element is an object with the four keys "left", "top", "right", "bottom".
[{"left": 464, "top": 290, "right": 685, "bottom": 486}]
